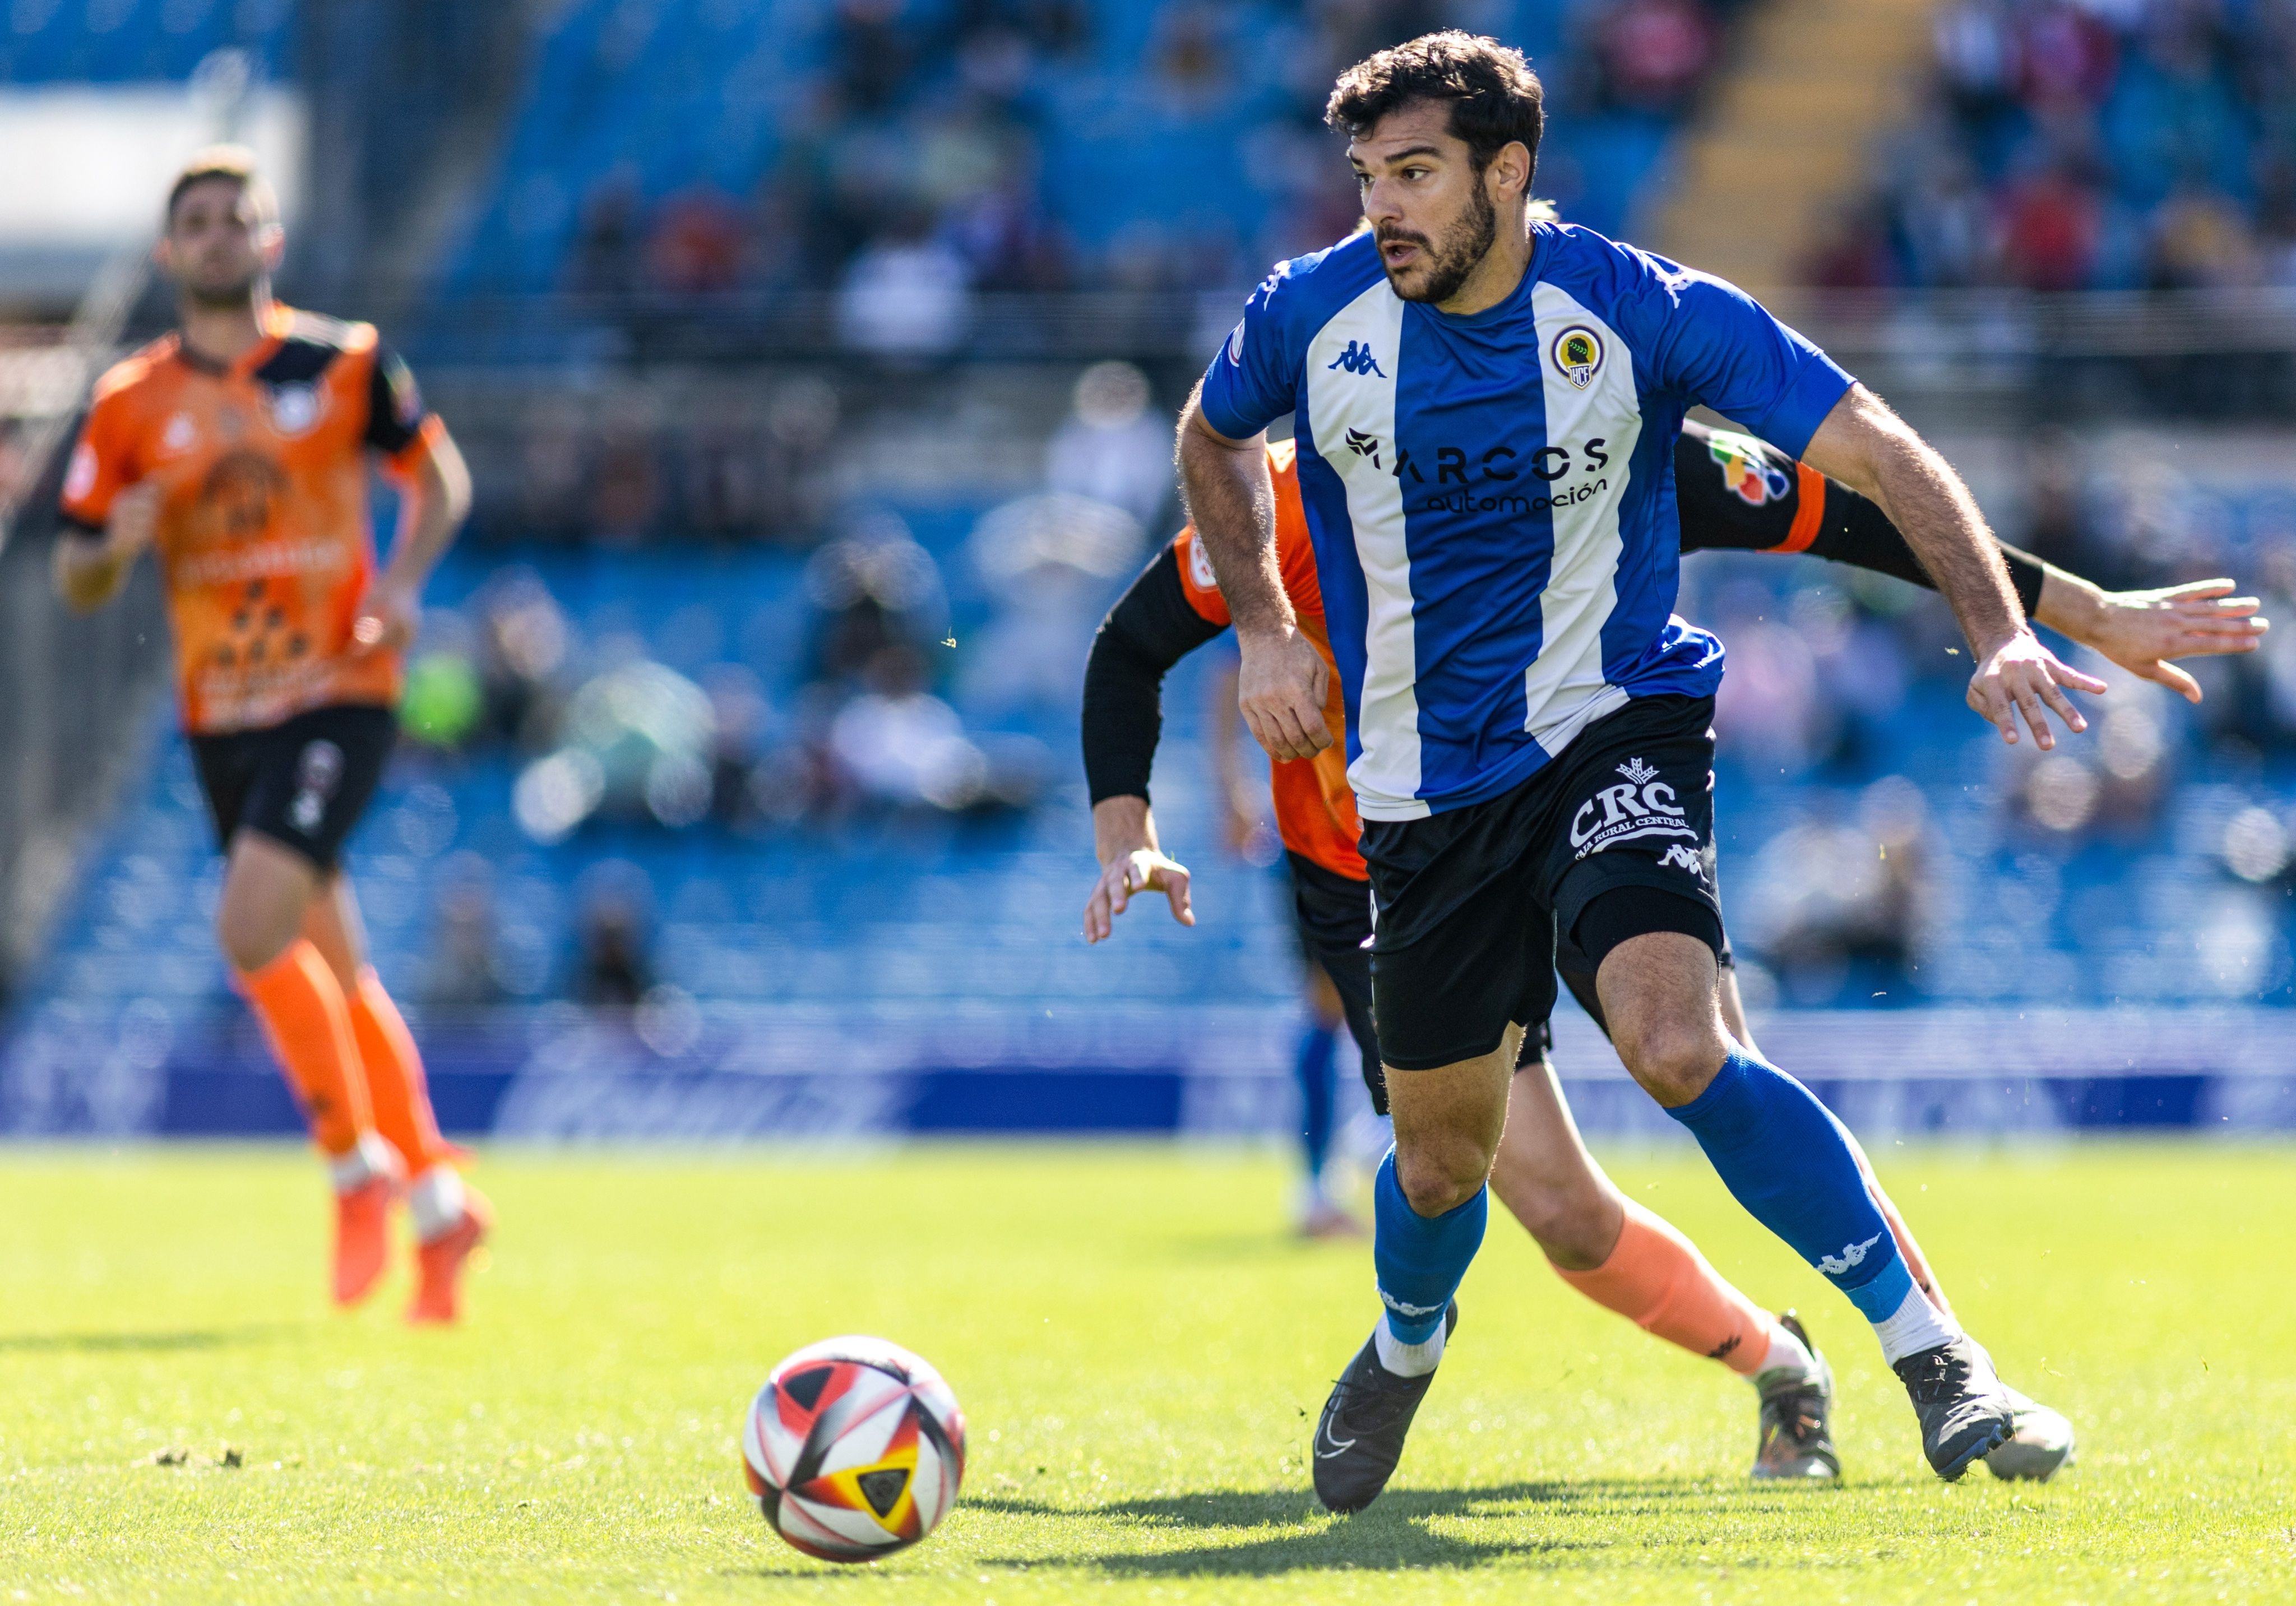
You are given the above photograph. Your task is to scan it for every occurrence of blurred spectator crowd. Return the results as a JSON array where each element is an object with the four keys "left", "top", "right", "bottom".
[
  {"left": 465, "top": 0, "right": 1744, "bottom": 349},
  {"left": 1814, "top": 0, "right": 2296, "bottom": 291}
]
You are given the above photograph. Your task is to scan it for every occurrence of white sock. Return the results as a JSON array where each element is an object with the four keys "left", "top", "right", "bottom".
[
  {"left": 1749, "top": 1321, "right": 1819, "bottom": 1385},
  {"left": 328, "top": 1133, "right": 397, "bottom": 1194},
  {"left": 1373, "top": 1317, "right": 1446, "bottom": 1378},
  {"left": 1871, "top": 1284, "right": 1962, "bottom": 1366},
  {"left": 406, "top": 1166, "right": 467, "bottom": 1243}
]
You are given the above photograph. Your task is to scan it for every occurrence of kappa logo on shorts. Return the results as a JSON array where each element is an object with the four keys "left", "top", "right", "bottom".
[
  {"left": 1656, "top": 843, "right": 1705, "bottom": 875},
  {"left": 288, "top": 739, "right": 344, "bottom": 834},
  {"left": 1569, "top": 757, "right": 1697, "bottom": 859}
]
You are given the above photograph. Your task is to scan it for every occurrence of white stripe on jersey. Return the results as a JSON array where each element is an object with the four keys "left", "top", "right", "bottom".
[
  {"left": 1523, "top": 284, "right": 1639, "bottom": 754},
  {"left": 1303, "top": 281, "right": 1427, "bottom": 820}
]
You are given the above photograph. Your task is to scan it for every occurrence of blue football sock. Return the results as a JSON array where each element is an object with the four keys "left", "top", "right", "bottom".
[
  {"left": 1293, "top": 1020, "right": 1339, "bottom": 1182},
  {"left": 1371, "top": 1148, "right": 1485, "bottom": 1345},
  {"left": 1665, "top": 1049, "right": 1915, "bottom": 1326}
]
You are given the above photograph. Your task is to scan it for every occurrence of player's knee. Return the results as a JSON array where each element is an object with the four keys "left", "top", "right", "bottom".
[
  {"left": 1395, "top": 1136, "right": 1493, "bottom": 1218},
  {"left": 215, "top": 900, "right": 293, "bottom": 974},
  {"left": 1613, "top": 1014, "right": 1726, "bottom": 1107}
]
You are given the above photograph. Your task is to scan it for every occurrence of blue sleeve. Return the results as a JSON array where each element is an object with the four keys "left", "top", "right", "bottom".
[
  {"left": 1627, "top": 249, "right": 1855, "bottom": 460},
  {"left": 1198, "top": 265, "right": 1300, "bottom": 442}
]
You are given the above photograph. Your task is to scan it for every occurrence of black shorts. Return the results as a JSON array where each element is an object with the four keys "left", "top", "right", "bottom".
[
  {"left": 189, "top": 702, "right": 397, "bottom": 873},
  {"left": 1360, "top": 694, "right": 1724, "bottom": 1072},
  {"left": 1284, "top": 850, "right": 1387, "bottom": 1114}
]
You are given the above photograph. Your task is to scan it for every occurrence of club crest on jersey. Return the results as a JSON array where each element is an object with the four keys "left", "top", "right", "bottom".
[
  {"left": 1225, "top": 320, "right": 1246, "bottom": 365},
  {"left": 160, "top": 411, "right": 199, "bottom": 457},
  {"left": 1344, "top": 428, "right": 1381, "bottom": 467},
  {"left": 1186, "top": 534, "right": 1218, "bottom": 592},
  {"left": 1550, "top": 325, "right": 1604, "bottom": 390},
  {"left": 1326, "top": 341, "right": 1386, "bottom": 378},
  {"left": 1707, "top": 429, "right": 1792, "bottom": 507},
  {"left": 267, "top": 382, "right": 322, "bottom": 437}
]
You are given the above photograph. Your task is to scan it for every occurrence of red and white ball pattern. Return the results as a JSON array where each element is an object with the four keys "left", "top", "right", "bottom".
[{"left": 742, "top": 1336, "right": 966, "bottom": 1563}]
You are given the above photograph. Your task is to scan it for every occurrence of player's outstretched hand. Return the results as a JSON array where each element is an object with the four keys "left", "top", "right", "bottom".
[
  {"left": 1237, "top": 628, "right": 1332, "bottom": 762},
  {"left": 1083, "top": 848, "right": 1195, "bottom": 943},
  {"left": 2079, "top": 579, "right": 2269, "bottom": 704},
  {"left": 1968, "top": 629, "right": 2108, "bottom": 749},
  {"left": 350, "top": 575, "right": 420, "bottom": 656}
]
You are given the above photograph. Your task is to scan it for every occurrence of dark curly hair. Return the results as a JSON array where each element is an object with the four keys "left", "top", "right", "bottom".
[{"left": 1325, "top": 31, "right": 1545, "bottom": 179}]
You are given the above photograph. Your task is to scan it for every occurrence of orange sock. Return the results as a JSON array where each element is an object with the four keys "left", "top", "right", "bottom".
[
  {"left": 237, "top": 939, "right": 376, "bottom": 1161},
  {"left": 1553, "top": 1198, "right": 1779, "bottom": 1377},
  {"left": 346, "top": 968, "right": 451, "bottom": 1177}
]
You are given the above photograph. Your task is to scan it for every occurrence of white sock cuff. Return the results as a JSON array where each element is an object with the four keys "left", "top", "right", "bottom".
[
  {"left": 1373, "top": 1316, "right": 1446, "bottom": 1378},
  {"left": 329, "top": 1134, "right": 398, "bottom": 1194},
  {"left": 407, "top": 1166, "right": 467, "bottom": 1243},
  {"left": 1872, "top": 1284, "right": 1962, "bottom": 1366}
]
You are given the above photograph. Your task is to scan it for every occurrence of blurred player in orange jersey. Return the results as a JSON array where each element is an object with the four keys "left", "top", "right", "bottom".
[
  {"left": 1084, "top": 425, "right": 2265, "bottom": 1479},
  {"left": 53, "top": 148, "right": 488, "bottom": 1323}
]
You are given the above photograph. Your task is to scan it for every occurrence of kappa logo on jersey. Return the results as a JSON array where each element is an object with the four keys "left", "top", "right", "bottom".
[
  {"left": 1345, "top": 427, "right": 1382, "bottom": 467},
  {"left": 1326, "top": 340, "right": 1386, "bottom": 377},
  {"left": 1550, "top": 325, "right": 1605, "bottom": 390},
  {"left": 160, "top": 411, "right": 199, "bottom": 456},
  {"left": 1818, "top": 1232, "right": 1885, "bottom": 1278},
  {"left": 1707, "top": 429, "right": 1792, "bottom": 508},
  {"left": 1569, "top": 756, "right": 1695, "bottom": 858}
]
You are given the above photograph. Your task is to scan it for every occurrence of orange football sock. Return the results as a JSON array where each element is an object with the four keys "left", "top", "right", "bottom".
[
  {"left": 1553, "top": 1198, "right": 1778, "bottom": 1377},
  {"left": 346, "top": 968, "right": 451, "bottom": 1177},
  {"left": 237, "top": 939, "right": 375, "bottom": 1161}
]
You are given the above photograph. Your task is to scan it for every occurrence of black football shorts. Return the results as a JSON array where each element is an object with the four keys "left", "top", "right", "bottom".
[
  {"left": 1284, "top": 849, "right": 1387, "bottom": 1114},
  {"left": 190, "top": 701, "right": 397, "bottom": 873},
  {"left": 1359, "top": 694, "right": 1724, "bottom": 1072}
]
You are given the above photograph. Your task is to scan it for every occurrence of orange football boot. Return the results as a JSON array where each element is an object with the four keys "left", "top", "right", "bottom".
[
  {"left": 408, "top": 1186, "right": 491, "bottom": 1325},
  {"left": 333, "top": 1175, "right": 394, "bottom": 1306}
]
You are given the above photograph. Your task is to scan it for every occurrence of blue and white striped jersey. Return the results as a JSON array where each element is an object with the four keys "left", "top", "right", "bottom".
[{"left": 1199, "top": 222, "right": 1854, "bottom": 821}]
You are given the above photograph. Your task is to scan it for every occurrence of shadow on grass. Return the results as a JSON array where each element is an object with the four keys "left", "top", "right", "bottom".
[
  {"left": 958, "top": 1478, "right": 1746, "bottom": 1577},
  {"left": 0, "top": 1323, "right": 295, "bottom": 1354}
]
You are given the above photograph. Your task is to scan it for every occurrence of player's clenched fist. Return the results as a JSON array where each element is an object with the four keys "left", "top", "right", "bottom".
[
  {"left": 1966, "top": 628, "right": 2108, "bottom": 749},
  {"left": 1082, "top": 847, "right": 1195, "bottom": 943},
  {"left": 350, "top": 573, "right": 420, "bottom": 656},
  {"left": 1236, "top": 627, "right": 1332, "bottom": 762}
]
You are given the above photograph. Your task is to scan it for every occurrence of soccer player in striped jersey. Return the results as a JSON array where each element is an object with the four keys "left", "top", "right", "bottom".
[
  {"left": 1181, "top": 33, "right": 2132, "bottom": 1505},
  {"left": 1084, "top": 422, "right": 2261, "bottom": 1480},
  {"left": 53, "top": 149, "right": 488, "bottom": 1322}
]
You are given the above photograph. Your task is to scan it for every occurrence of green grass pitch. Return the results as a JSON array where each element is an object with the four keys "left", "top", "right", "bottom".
[{"left": 1, "top": 1142, "right": 2290, "bottom": 1603}]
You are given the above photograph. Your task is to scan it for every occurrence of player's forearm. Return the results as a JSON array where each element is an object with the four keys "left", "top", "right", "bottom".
[
  {"left": 381, "top": 431, "right": 470, "bottom": 590},
  {"left": 2033, "top": 566, "right": 2105, "bottom": 642},
  {"left": 1091, "top": 795, "right": 1159, "bottom": 867},
  {"left": 1176, "top": 400, "right": 1289, "bottom": 641},
  {"left": 1807, "top": 389, "right": 2025, "bottom": 654}
]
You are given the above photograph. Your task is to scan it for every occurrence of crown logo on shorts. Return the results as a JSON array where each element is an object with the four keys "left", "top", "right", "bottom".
[{"left": 1617, "top": 757, "right": 1659, "bottom": 785}]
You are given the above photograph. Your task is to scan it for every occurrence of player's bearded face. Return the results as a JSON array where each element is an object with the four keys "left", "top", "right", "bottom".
[
  {"left": 165, "top": 182, "right": 271, "bottom": 308},
  {"left": 1373, "top": 167, "right": 1497, "bottom": 306}
]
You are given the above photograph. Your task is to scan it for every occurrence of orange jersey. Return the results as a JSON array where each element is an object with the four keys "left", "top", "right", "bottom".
[
  {"left": 1173, "top": 439, "right": 1367, "bottom": 881},
  {"left": 61, "top": 304, "right": 443, "bottom": 735}
]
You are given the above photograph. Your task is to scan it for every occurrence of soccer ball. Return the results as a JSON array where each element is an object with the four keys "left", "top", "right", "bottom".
[{"left": 741, "top": 1335, "right": 966, "bottom": 1562}]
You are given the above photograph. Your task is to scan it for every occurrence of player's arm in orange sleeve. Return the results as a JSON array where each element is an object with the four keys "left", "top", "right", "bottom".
[
  {"left": 350, "top": 344, "right": 472, "bottom": 656},
  {"left": 1675, "top": 421, "right": 2268, "bottom": 705},
  {"left": 52, "top": 395, "right": 156, "bottom": 613},
  {"left": 1080, "top": 535, "right": 1228, "bottom": 942}
]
